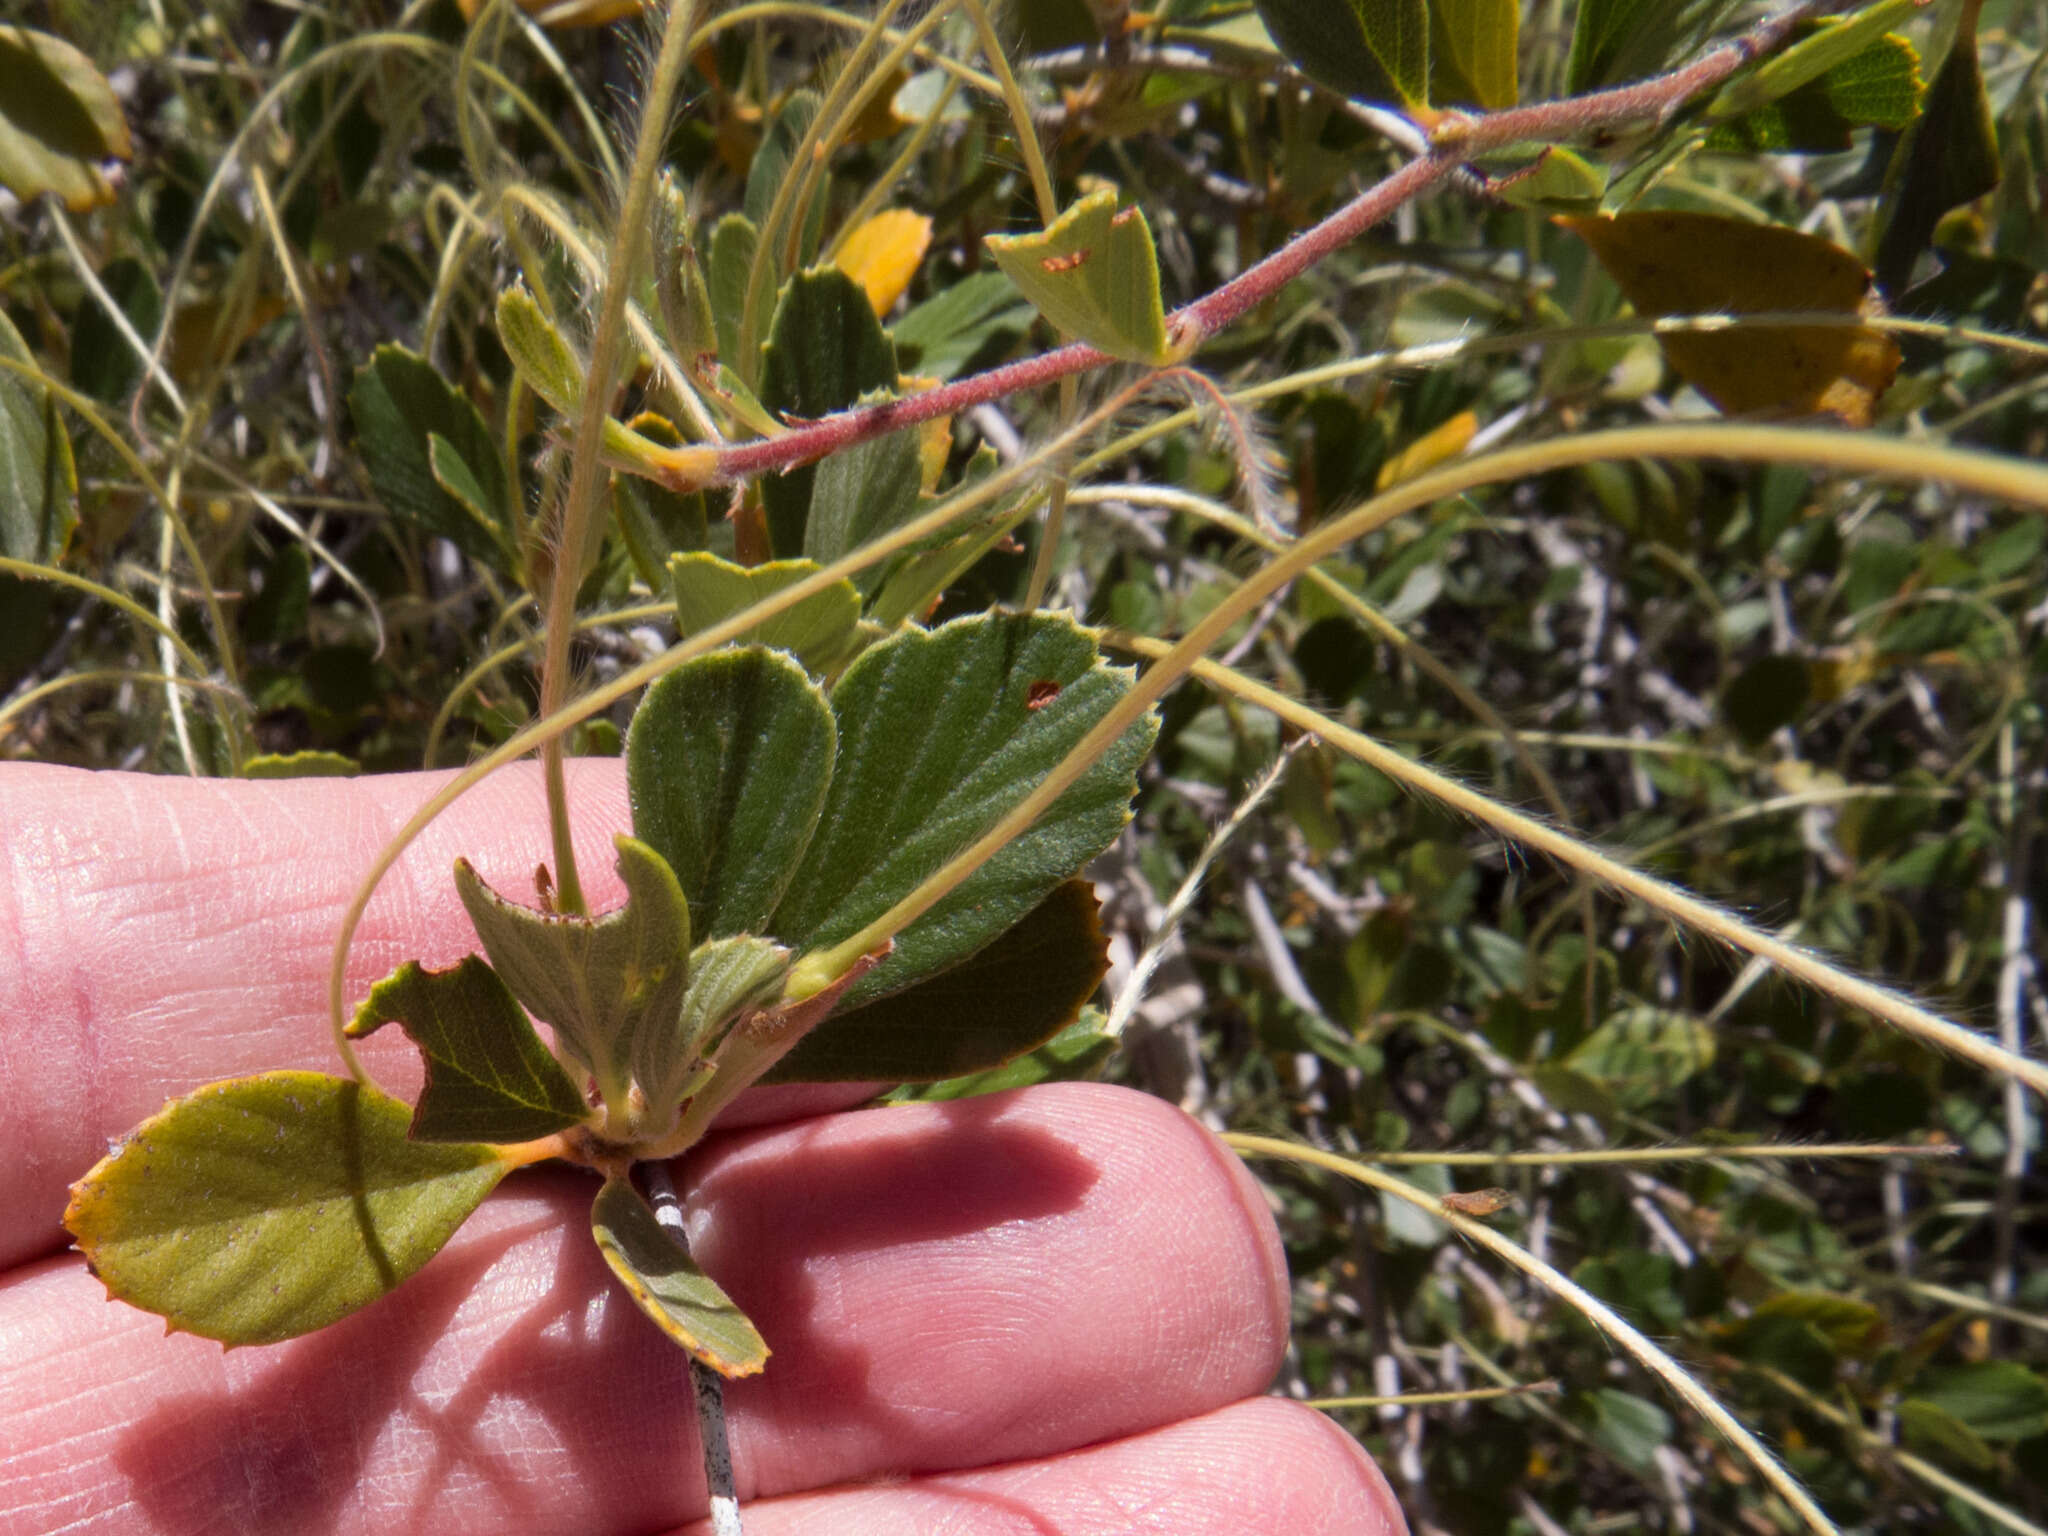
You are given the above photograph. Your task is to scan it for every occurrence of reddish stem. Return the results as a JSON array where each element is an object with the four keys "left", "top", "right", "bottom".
[{"left": 702, "top": 3, "right": 1817, "bottom": 490}]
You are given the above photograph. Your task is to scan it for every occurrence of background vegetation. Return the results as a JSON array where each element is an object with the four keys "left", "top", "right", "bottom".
[{"left": 4, "top": 0, "right": 2047, "bottom": 1530}]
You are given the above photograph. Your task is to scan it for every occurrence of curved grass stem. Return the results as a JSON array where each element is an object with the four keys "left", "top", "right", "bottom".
[{"left": 1228, "top": 1133, "right": 1841, "bottom": 1536}]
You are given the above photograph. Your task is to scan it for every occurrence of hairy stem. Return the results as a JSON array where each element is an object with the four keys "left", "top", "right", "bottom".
[{"left": 692, "top": 2, "right": 1815, "bottom": 491}]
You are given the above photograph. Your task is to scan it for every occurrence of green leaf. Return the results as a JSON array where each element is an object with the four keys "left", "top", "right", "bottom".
[
  {"left": 64, "top": 1071, "right": 508, "bottom": 1345},
  {"left": 769, "top": 879, "right": 1109, "bottom": 1083},
  {"left": 1706, "top": 24, "right": 1923, "bottom": 153},
  {"left": 1910, "top": 1362, "right": 2048, "bottom": 1443},
  {"left": 427, "top": 433, "right": 499, "bottom": 541},
  {"left": 1875, "top": 19, "right": 2000, "bottom": 297},
  {"left": 0, "top": 308, "right": 78, "bottom": 568},
  {"left": 240, "top": 749, "right": 361, "bottom": 778},
  {"left": 1564, "top": 0, "right": 1737, "bottom": 93},
  {"left": 590, "top": 1175, "right": 769, "bottom": 1377},
  {"left": 1565, "top": 1006, "right": 1715, "bottom": 1109},
  {"left": 1580, "top": 1388, "right": 1671, "bottom": 1473},
  {"left": 889, "top": 1010, "right": 1118, "bottom": 1102},
  {"left": 347, "top": 344, "right": 512, "bottom": 573},
  {"left": 1898, "top": 1399, "right": 1997, "bottom": 1470},
  {"left": 496, "top": 284, "right": 584, "bottom": 417},
  {"left": 1430, "top": 0, "right": 1518, "bottom": 109},
  {"left": 983, "top": 188, "right": 1175, "bottom": 366},
  {"left": 892, "top": 271, "right": 1033, "bottom": 380},
  {"left": 1707, "top": 1, "right": 1919, "bottom": 122},
  {"left": 803, "top": 426, "right": 923, "bottom": 574},
  {"left": 706, "top": 212, "right": 759, "bottom": 372},
  {"left": 1249, "top": 0, "right": 1430, "bottom": 109},
  {"left": 450, "top": 835, "right": 693, "bottom": 1109},
  {"left": 669, "top": 551, "right": 862, "bottom": 674},
  {"left": 666, "top": 935, "right": 792, "bottom": 1081},
  {"left": 0, "top": 25, "right": 132, "bottom": 210},
  {"left": 770, "top": 611, "right": 1158, "bottom": 1008},
  {"left": 1483, "top": 146, "right": 1604, "bottom": 211},
  {"left": 628, "top": 646, "right": 838, "bottom": 939},
  {"left": 346, "top": 956, "right": 594, "bottom": 1142},
  {"left": 71, "top": 256, "right": 163, "bottom": 403},
  {"left": 758, "top": 267, "right": 899, "bottom": 556}
]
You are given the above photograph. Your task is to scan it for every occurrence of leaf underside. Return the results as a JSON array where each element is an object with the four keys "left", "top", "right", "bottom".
[
  {"left": 65, "top": 1071, "right": 507, "bottom": 1346},
  {"left": 590, "top": 1175, "right": 769, "bottom": 1377},
  {"left": 453, "top": 835, "right": 692, "bottom": 1102},
  {"left": 668, "top": 551, "right": 862, "bottom": 674},
  {"left": 628, "top": 646, "right": 838, "bottom": 940},
  {"left": 983, "top": 188, "right": 1172, "bottom": 365},
  {"left": 1558, "top": 210, "right": 1901, "bottom": 427},
  {"left": 346, "top": 956, "right": 594, "bottom": 1142}
]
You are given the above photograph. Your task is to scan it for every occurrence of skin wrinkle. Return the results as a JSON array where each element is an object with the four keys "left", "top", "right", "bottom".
[
  {"left": 658, "top": 1399, "right": 1404, "bottom": 1535},
  {"left": 0, "top": 764, "right": 1404, "bottom": 1534}
]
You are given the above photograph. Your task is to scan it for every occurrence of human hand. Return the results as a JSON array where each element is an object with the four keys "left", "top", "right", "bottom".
[{"left": 0, "top": 762, "right": 1402, "bottom": 1534}]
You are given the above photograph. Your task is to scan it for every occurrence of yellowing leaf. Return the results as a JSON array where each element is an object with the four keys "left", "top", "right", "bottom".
[
  {"left": 1557, "top": 210, "right": 1901, "bottom": 428},
  {"left": 886, "top": 373, "right": 953, "bottom": 490},
  {"left": 0, "top": 25, "right": 132, "bottom": 211},
  {"left": 1376, "top": 410, "right": 1478, "bottom": 491},
  {"left": 456, "top": 0, "right": 644, "bottom": 27},
  {"left": 834, "top": 209, "right": 933, "bottom": 318}
]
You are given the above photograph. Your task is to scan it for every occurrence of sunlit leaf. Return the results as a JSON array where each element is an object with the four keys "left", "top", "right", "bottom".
[
  {"left": 1375, "top": 409, "right": 1477, "bottom": 491},
  {"left": 65, "top": 1071, "right": 508, "bottom": 1345},
  {"left": 450, "top": 836, "right": 692, "bottom": 1106},
  {"left": 347, "top": 956, "right": 594, "bottom": 1142},
  {"left": 1483, "top": 146, "right": 1605, "bottom": 211},
  {"left": 834, "top": 209, "right": 932, "bottom": 317},
  {"left": 241, "top": 749, "right": 361, "bottom": 779},
  {"left": 984, "top": 188, "right": 1174, "bottom": 366},
  {"left": 1708, "top": 0, "right": 1917, "bottom": 119},
  {"left": 590, "top": 1176, "right": 768, "bottom": 1376},
  {"left": 628, "top": 646, "right": 838, "bottom": 939},
  {"left": 1707, "top": 21, "right": 1922, "bottom": 153},
  {"left": 1557, "top": 210, "right": 1901, "bottom": 427},
  {"left": 1250, "top": 0, "right": 1430, "bottom": 109},
  {"left": 769, "top": 878, "right": 1109, "bottom": 1082},
  {"left": 771, "top": 611, "right": 1157, "bottom": 1007},
  {"left": 1430, "top": 0, "right": 1518, "bottom": 108},
  {"left": 496, "top": 284, "right": 584, "bottom": 417},
  {"left": 1566, "top": 1006, "right": 1715, "bottom": 1109},
  {"left": 0, "top": 25, "right": 131, "bottom": 210},
  {"left": 669, "top": 551, "right": 862, "bottom": 673}
]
